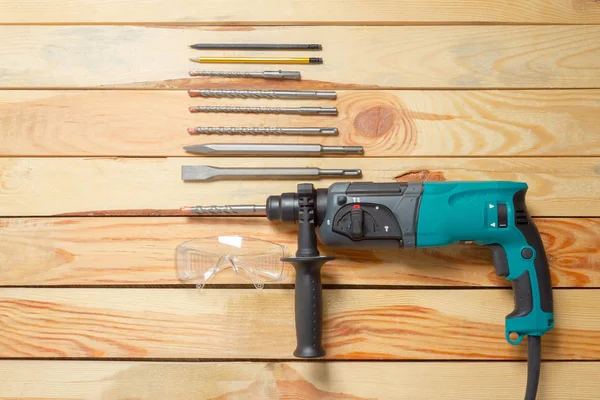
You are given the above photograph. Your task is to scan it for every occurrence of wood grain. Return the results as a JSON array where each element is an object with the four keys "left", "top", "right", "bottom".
[
  {"left": 1, "top": 26, "right": 600, "bottom": 89},
  {"left": 1, "top": 0, "right": 599, "bottom": 24},
  {"left": 2, "top": 90, "right": 600, "bottom": 157},
  {"left": 0, "top": 288, "right": 596, "bottom": 359},
  {"left": 0, "top": 361, "right": 598, "bottom": 400},
  {"left": 0, "top": 217, "right": 597, "bottom": 288},
  {"left": 1, "top": 1, "right": 598, "bottom": 398},
  {"left": 0, "top": 157, "right": 598, "bottom": 217}
]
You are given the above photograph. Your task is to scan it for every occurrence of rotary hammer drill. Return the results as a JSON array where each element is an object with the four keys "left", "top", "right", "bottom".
[{"left": 187, "top": 181, "right": 554, "bottom": 400}]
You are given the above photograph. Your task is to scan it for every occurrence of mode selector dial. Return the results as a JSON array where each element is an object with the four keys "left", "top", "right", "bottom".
[
  {"left": 349, "top": 205, "right": 364, "bottom": 239},
  {"left": 332, "top": 203, "right": 402, "bottom": 243}
]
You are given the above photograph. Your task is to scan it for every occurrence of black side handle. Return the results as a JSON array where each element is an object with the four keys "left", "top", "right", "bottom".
[
  {"left": 286, "top": 259, "right": 328, "bottom": 357},
  {"left": 281, "top": 183, "right": 334, "bottom": 358}
]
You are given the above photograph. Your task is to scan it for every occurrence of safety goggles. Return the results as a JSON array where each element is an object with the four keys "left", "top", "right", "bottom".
[{"left": 175, "top": 236, "right": 288, "bottom": 289}]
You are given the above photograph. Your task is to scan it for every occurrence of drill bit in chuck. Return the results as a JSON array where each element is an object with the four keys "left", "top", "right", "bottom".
[
  {"left": 188, "top": 89, "right": 336, "bottom": 100},
  {"left": 189, "top": 70, "right": 301, "bottom": 80},
  {"left": 187, "top": 127, "right": 338, "bottom": 136},
  {"left": 182, "top": 205, "right": 267, "bottom": 216},
  {"left": 188, "top": 106, "right": 338, "bottom": 115}
]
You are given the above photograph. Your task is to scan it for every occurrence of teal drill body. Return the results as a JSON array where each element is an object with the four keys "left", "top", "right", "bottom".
[
  {"left": 314, "top": 180, "right": 554, "bottom": 347},
  {"left": 417, "top": 181, "right": 554, "bottom": 343},
  {"left": 257, "top": 179, "right": 554, "bottom": 397}
]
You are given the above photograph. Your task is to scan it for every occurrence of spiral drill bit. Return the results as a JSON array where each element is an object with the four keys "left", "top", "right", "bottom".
[
  {"left": 187, "top": 127, "right": 338, "bottom": 136},
  {"left": 189, "top": 70, "right": 301, "bottom": 80},
  {"left": 188, "top": 106, "right": 338, "bottom": 116},
  {"left": 188, "top": 89, "right": 336, "bottom": 100}
]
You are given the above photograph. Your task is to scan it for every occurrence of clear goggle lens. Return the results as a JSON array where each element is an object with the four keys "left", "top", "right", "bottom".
[{"left": 175, "top": 236, "right": 288, "bottom": 289}]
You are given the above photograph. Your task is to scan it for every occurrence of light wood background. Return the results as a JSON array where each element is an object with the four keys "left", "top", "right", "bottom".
[{"left": 0, "top": 2, "right": 599, "bottom": 399}]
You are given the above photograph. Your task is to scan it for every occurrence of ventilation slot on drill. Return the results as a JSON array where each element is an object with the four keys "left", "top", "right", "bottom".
[{"left": 515, "top": 209, "right": 529, "bottom": 225}]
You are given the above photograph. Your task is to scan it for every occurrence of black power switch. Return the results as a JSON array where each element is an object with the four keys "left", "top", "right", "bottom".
[
  {"left": 498, "top": 204, "right": 508, "bottom": 228},
  {"left": 349, "top": 205, "right": 364, "bottom": 239}
]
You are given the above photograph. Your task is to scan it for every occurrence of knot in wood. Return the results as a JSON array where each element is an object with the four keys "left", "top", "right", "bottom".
[{"left": 353, "top": 105, "right": 396, "bottom": 138}]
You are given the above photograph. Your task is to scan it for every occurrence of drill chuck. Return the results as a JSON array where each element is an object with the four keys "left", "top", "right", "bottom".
[
  {"left": 265, "top": 188, "right": 329, "bottom": 223},
  {"left": 266, "top": 193, "right": 297, "bottom": 222}
]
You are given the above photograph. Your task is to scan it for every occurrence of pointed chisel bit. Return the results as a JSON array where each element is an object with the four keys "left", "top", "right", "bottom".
[
  {"left": 182, "top": 166, "right": 362, "bottom": 181},
  {"left": 183, "top": 143, "right": 364, "bottom": 157},
  {"left": 189, "top": 44, "right": 322, "bottom": 50}
]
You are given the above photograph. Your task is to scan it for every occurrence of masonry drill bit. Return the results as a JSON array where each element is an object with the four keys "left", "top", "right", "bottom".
[
  {"left": 188, "top": 89, "right": 336, "bottom": 100},
  {"left": 183, "top": 143, "right": 364, "bottom": 157},
  {"left": 182, "top": 205, "right": 267, "bottom": 216},
  {"left": 187, "top": 127, "right": 338, "bottom": 136},
  {"left": 182, "top": 166, "right": 362, "bottom": 181},
  {"left": 189, "top": 70, "right": 301, "bottom": 80},
  {"left": 190, "top": 56, "right": 323, "bottom": 65},
  {"left": 190, "top": 43, "right": 322, "bottom": 50},
  {"left": 188, "top": 106, "right": 338, "bottom": 115}
]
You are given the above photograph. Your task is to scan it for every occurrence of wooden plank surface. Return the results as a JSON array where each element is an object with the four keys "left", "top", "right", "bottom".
[
  {"left": 2, "top": 0, "right": 598, "bottom": 397},
  {"left": 2, "top": 90, "right": 600, "bottom": 157},
  {"left": 1, "top": 26, "right": 600, "bottom": 89},
  {"left": 0, "top": 217, "right": 597, "bottom": 287},
  {"left": 0, "top": 157, "right": 598, "bottom": 217},
  {"left": 0, "top": 361, "right": 598, "bottom": 400},
  {"left": 1, "top": 0, "right": 600, "bottom": 24},
  {"left": 0, "top": 288, "right": 596, "bottom": 359}
]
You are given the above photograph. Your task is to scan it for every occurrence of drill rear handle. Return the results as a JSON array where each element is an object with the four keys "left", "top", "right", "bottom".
[{"left": 415, "top": 182, "right": 554, "bottom": 344}]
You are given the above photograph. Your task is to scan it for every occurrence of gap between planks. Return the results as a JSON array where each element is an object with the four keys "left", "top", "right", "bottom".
[{"left": 3, "top": 87, "right": 600, "bottom": 90}]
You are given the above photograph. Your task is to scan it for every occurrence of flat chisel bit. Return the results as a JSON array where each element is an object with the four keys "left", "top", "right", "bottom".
[
  {"left": 188, "top": 89, "right": 336, "bottom": 100},
  {"left": 187, "top": 127, "right": 338, "bottom": 136},
  {"left": 182, "top": 166, "right": 362, "bottom": 181},
  {"left": 188, "top": 106, "right": 338, "bottom": 115},
  {"left": 189, "top": 70, "right": 301, "bottom": 80},
  {"left": 183, "top": 143, "right": 364, "bottom": 157}
]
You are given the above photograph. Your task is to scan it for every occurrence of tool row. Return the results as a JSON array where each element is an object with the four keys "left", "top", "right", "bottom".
[
  {"left": 185, "top": 42, "right": 361, "bottom": 181},
  {"left": 187, "top": 42, "right": 339, "bottom": 139}
]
